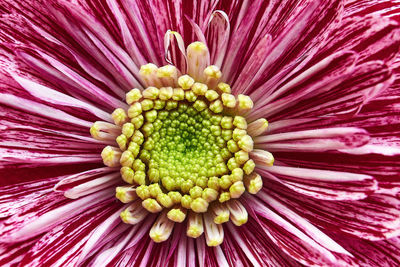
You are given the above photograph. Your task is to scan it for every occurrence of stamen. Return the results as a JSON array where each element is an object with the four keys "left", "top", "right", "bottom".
[
  {"left": 111, "top": 108, "right": 128, "bottom": 126},
  {"left": 126, "top": 88, "right": 142, "bottom": 105},
  {"left": 244, "top": 172, "right": 263, "bottom": 194},
  {"left": 142, "top": 198, "right": 163, "bottom": 213},
  {"left": 187, "top": 42, "right": 209, "bottom": 81},
  {"left": 120, "top": 166, "right": 135, "bottom": 184},
  {"left": 157, "top": 65, "right": 179, "bottom": 87},
  {"left": 115, "top": 185, "right": 137, "bottom": 203},
  {"left": 237, "top": 94, "right": 254, "bottom": 111},
  {"left": 204, "top": 212, "right": 224, "bottom": 246},
  {"left": 150, "top": 211, "right": 174, "bottom": 242},
  {"left": 120, "top": 200, "right": 148, "bottom": 224},
  {"left": 247, "top": 118, "right": 268, "bottom": 136},
  {"left": 140, "top": 63, "right": 162, "bottom": 87},
  {"left": 178, "top": 75, "right": 195, "bottom": 90},
  {"left": 226, "top": 200, "right": 248, "bottom": 226},
  {"left": 229, "top": 181, "right": 245, "bottom": 198},
  {"left": 101, "top": 146, "right": 121, "bottom": 167},
  {"left": 210, "top": 203, "right": 230, "bottom": 224},
  {"left": 167, "top": 206, "right": 187, "bottom": 222},
  {"left": 250, "top": 149, "right": 275, "bottom": 166},
  {"left": 203, "top": 65, "right": 221, "bottom": 88},
  {"left": 187, "top": 212, "right": 204, "bottom": 238},
  {"left": 90, "top": 121, "right": 121, "bottom": 141}
]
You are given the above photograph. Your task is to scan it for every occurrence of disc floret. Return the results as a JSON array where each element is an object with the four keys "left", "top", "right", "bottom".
[{"left": 90, "top": 41, "right": 274, "bottom": 246}]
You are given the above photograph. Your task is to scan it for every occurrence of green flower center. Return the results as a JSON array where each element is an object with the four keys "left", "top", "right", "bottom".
[
  {"left": 112, "top": 78, "right": 256, "bottom": 216},
  {"left": 90, "top": 41, "right": 272, "bottom": 246}
]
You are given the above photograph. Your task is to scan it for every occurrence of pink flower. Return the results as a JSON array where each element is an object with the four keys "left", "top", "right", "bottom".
[{"left": 1, "top": 0, "right": 400, "bottom": 266}]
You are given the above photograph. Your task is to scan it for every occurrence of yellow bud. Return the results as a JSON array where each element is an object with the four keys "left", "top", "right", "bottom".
[
  {"left": 101, "top": 146, "right": 121, "bottom": 167},
  {"left": 178, "top": 75, "right": 195, "bottom": 90},
  {"left": 238, "top": 135, "right": 254, "bottom": 152},
  {"left": 142, "top": 87, "right": 159, "bottom": 99},
  {"left": 150, "top": 211, "right": 174, "bottom": 242},
  {"left": 244, "top": 172, "right": 263, "bottom": 194},
  {"left": 191, "top": 197, "right": 209, "bottom": 213},
  {"left": 187, "top": 212, "right": 204, "bottom": 238},
  {"left": 111, "top": 108, "right": 128, "bottom": 126},
  {"left": 247, "top": 118, "right": 268, "bottom": 137},
  {"left": 127, "top": 102, "right": 142, "bottom": 118},
  {"left": 167, "top": 207, "right": 187, "bottom": 223},
  {"left": 237, "top": 94, "right": 253, "bottom": 110},
  {"left": 120, "top": 166, "right": 134, "bottom": 184},
  {"left": 221, "top": 93, "right": 236, "bottom": 108},
  {"left": 142, "top": 198, "right": 163, "bottom": 213},
  {"left": 217, "top": 82, "right": 231, "bottom": 93},
  {"left": 192, "top": 82, "right": 208, "bottom": 95},
  {"left": 159, "top": 87, "right": 173, "bottom": 100},
  {"left": 229, "top": 181, "right": 245, "bottom": 198},
  {"left": 126, "top": 88, "right": 142, "bottom": 104},
  {"left": 115, "top": 186, "right": 137, "bottom": 203}
]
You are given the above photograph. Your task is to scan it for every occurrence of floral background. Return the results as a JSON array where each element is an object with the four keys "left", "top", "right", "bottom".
[{"left": 1, "top": 0, "right": 400, "bottom": 266}]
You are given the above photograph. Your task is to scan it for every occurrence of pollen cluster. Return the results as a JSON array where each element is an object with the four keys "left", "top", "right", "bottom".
[{"left": 91, "top": 41, "right": 272, "bottom": 246}]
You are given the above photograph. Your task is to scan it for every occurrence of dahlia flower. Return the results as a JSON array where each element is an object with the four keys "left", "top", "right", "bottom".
[{"left": 1, "top": 0, "right": 400, "bottom": 266}]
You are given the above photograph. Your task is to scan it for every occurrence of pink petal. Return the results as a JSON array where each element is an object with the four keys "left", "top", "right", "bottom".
[
  {"left": 317, "top": 14, "right": 400, "bottom": 64},
  {"left": 255, "top": 127, "right": 369, "bottom": 152},
  {"left": 259, "top": 165, "right": 377, "bottom": 201},
  {"left": 249, "top": 50, "right": 358, "bottom": 120},
  {"left": 0, "top": 177, "right": 60, "bottom": 218},
  {"left": 244, "top": 195, "right": 339, "bottom": 266},
  {"left": 0, "top": 93, "right": 92, "bottom": 128},
  {"left": 224, "top": 222, "right": 300, "bottom": 266},
  {"left": 11, "top": 74, "right": 112, "bottom": 122},
  {"left": 205, "top": 11, "right": 230, "bottom": 68},
  {"left": 266, "top": 181, "right": 400, "bottom": 241},
  {"left": 164, "top": 30, "right": 187, "bottom": 72},
  {"left": 19, "top": 200, "right": 118, "bottom": 267},
  {"left": 0, "top": 189, "right": 113, "bottom": 242}
]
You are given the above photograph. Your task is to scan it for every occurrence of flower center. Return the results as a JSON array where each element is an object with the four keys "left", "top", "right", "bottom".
[{"left": 90, "top": 41, "right": 272, "bottom": 246}]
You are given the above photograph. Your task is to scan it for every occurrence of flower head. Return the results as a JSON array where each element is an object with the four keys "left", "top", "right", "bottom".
[{"left": 1, "top": 0, "right": 400, "bottom": 266}]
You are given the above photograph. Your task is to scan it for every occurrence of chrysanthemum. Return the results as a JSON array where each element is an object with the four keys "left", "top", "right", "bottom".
[{"left": 1, "top": 0, "right": 400, "bottom": 266}]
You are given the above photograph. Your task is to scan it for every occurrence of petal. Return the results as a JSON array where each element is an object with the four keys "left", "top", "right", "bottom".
[
  {"left": 205, "top": 11, "right": 230, "bottom": 69},
  {"left": 0, "top": 189, "right": 113, "bottom": 242},
  {"left": 164, "top": 30, "right": 187, "bottom": 72},
  {"left": 255, "top": 127, "right": 370, "bottom": 152},
  {"left": 0, "top": 177, "right": 60, "bottom": 218},
  {"left": 236, "top": 0, "right": 342, "bottom": 91},
  {"left": 19, "top": 200, "right": 118, "bottom": 267},
  {"left": 249, "top": 50, "right": 358, "bottom": 120},
  {"left": 334, "top": 235, "right": 400, "bottom": 266},
  {"left": 266, "top": 181, "right": 400, "bottom": 241},
  {"left": 317, "top": 14, "right": 400, "bottom": 64},
  {"left": 269, "top": 61, "right": 393, "bottom": 121},
  {"left": 224, "top": 222, "right": 300, "bottom": 266},
  {"left": 244, "top": 194, "right": 339, "bottom": 266},
  {"left": 258, "top": 165, "right": 377, "bottom": 201}
]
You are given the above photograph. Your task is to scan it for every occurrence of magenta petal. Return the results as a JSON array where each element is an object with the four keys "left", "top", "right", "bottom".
[
  {"left": 224, "top": 222, "right": 300, "bottom": 266},
  {"left": 0, "top": 189, "right": 113, "bottom": 242},
  {"left": 256, "top": 127, "right": 370, "bottom": 153},
  {"left": 267, "top": 181, "right": 400, "bottom": 241},
  {"left": 250, "top": 50, "right": 358, "bottom": 120},
  {"left": 259, "top": 164, "right": 377, "bottom": 201},
  {"left": 317, "top": 14, "right": 400, "bottom": 64},
  {"left": 0, "top": 177, "right": 60, "bottom": 218},
  {"left": 270, "top": 60, "right": 393, "bottom": 121},
  {"left": 244, "top": 195, "right": 340, "bottom": 266},
  {"left": 164, "top": 30, "right": 187, "bottom": 73},
  {"left": 206, "top": 11, "right": 230, "bottom": 69},
  {"left": 334, "top": 235, "right": 400, "bottom": 266},
  {"left": 19, "top": 200, "right": 118, "bottom": 267}
]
